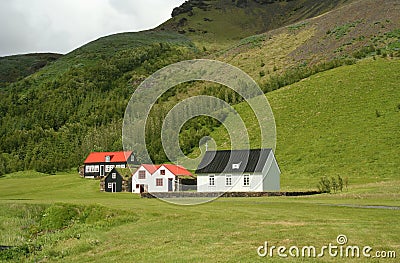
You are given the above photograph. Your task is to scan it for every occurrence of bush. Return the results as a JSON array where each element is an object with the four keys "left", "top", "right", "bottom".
[
  {"left": 317, "top": 175, "right": 346, "bottom": 193},
  {"left": 0, "top": 245, "right": 30, "bottom": 261},
  {"left": 317, "top": 177, "right": 331, "bottom": 193},
  {"left": 40, "top": 204, "right": 79, "bottom": 230}
]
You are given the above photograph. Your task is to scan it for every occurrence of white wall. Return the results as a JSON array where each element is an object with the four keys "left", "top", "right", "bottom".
[
  {"left": 197, "top": 173, "right": 264, "bottom": 192},
  {"left": 132, "top": 165, "right": 176, "bottom": 193},
  {"left": 151, "top": 165, "right": 176, "bottom": 192},
  {"left": 197, "top": 151, "right": 281, "bottom": 192},
  {"left": 132, "top": 166, "right": 152, "bottom": 193},
  {"left": 262, "top": 152, "right": 280, "bottom": 191}
]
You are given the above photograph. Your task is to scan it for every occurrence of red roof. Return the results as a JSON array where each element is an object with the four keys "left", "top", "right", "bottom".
[
  {"left": 140, "top": 164, "right": 192, "bottom": 177},
  {"left": 162, "top": 164, "right": 192, "bottom": 176},
  {"left": 84, "top": 151, "right": 133, "bottom": 164},
  {"left": 142, "top": 164, "right": 161, "bottom": 174}
]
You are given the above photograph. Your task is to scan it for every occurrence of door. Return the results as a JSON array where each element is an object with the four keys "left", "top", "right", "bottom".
[
  {"left": 139, "top": 184, "right": 148, "bottom": 193},
  {"left": 168, "top": 178, "right": 173, "bottom": 192},
  {"left": 100, "top": 165, "right": 105, "bottom": 177},
  {"left": 111, "top": 182, "right": 116, "bottom": 193}
]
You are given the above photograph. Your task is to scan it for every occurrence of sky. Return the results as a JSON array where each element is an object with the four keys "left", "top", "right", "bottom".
[{"left": 0, "top": 0, "right": 186, "bottom": 57}]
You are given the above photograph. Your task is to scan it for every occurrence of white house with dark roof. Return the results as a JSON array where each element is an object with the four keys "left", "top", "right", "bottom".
[{"left": 195, "top": 149, "right": 280, "bottom": 192}]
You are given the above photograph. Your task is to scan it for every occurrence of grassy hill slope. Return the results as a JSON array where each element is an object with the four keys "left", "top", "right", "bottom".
[
  {"left": 0, "top": 31, "right": 198, "bottom": 174},
  {"left": 217, "top": 0, "right": 400, "bottom": 83},
  {"left": 206, "top": 58, "right": 400, "bottom": 190},
  {"left": 0, "top": 53, "right": 62, "bottom": 87},
  {"left": 0, "top": 0, "right": 399, "bottom": 176},
  {"left": 158, "top": 0, "right": 356, "bottom": 50}
]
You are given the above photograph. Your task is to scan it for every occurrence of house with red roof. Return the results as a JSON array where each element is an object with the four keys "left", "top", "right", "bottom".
[
  {"left": 83, "top": 151, "right": 138, "bottom": 178},
  {"left": 132, "top": 164, "right": 193, "bottom": 193}
]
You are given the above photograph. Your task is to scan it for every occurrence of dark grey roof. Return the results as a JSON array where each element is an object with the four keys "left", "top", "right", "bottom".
[{"left": 195, "top": 149, "right": 272, "bottom": 174}]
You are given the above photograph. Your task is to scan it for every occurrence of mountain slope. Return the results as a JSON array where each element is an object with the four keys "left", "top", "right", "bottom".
[
  {"left": 0, "top": 31, "right": 198, "bottom": 174},
  {"left": 204, "top": 58, "right": 400, "bottom": 190},
  {"left": 0, "top": 53, "right": 61, "bottom": 87},
  {"left": 217, "top": 0, "right": 400, "bottom": 83},
  {"left": 158, "top": 0, "right": 357, "bottom": 50},
  {"left": 0, "top": 0, "right": 399, "bottom": 176}
]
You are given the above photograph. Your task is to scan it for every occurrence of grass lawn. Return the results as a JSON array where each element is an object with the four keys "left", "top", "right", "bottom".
[{"left": 0, "top": 171, "right": 399, "bottom": 262}]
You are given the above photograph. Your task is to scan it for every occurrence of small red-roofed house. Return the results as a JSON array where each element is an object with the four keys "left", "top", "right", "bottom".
[
  {"left": 83, "top": 151, "right": 138, "bottom": 178},
  {"left": 132, "top": 164, "right": 193, "bottom": 193}
]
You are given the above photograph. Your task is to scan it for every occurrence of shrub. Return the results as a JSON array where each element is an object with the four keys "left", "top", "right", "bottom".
[
  {"left": 318, "top": 175, "right": 345, "bottom": 193},
  {"left": 0, "top": 245, "right": 30, "bottom": 261},
  {"left": 317, "top": 177, "right": 331, "bottom": 193},
  {"left": 40, "top": 204, "right": 79, "bottom": 230}
]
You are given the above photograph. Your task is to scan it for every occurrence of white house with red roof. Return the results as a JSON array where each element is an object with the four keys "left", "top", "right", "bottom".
[
  {"left": 83, "top": 151, "right": 137, "bottom": 178},
  {"left": 132, "top": 164, "right": 193, "bottom": 193}
]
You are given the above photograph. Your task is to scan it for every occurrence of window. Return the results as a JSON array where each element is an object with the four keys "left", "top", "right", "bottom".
[
  {"left": 160, "top": 169, "right": 165, "bottom": 175},
  {"left": 112, "top": 173, "right": 116, "bottom": 179},
  {"left": 156, "top": 178, "right": 163, "bottom": 186},
  {"left": 243, "top": 174, "right": 250, "bottom": 186},
  {"left": 120, "top": 164, "right": 126, "bottom": 168},
  {"left": 138, "top": 170, "right": 146, "bottom": 179},
  {"left": 86, "top": 165, "right": 99, "bottom": 173},
  {"left": 225, "top": 175, "right": 232, "bottom": 186},
  {"left": 232, "top": 162, "right": 241, "bottom": 169},
  {"left": 108, "top": 183, "right": 113, "bottom": 189},
  {"left": 209, "top": 175, "right": 215, "bottom": 186},
  {"left": 105, "top": 165, "right": 114, "bottom": 173}
]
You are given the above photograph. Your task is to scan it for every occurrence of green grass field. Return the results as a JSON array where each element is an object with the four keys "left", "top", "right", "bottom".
[
  {"left": 0, "top": 58, "right": 399, "bottom": 262},
  {"left": 0, "top": 171, "right": 399, "bottom": 262}
]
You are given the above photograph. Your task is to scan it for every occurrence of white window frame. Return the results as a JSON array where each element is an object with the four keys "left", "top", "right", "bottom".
[
  {"left": 108, "top": 183, "right": 113, "bottom": 189},
  {"left": 243, "top": 174, "right": 250, "bottom": 187},
  {"left": 106, "top": 165, "right": 114, "bottom": 173},
  {"left": 112, "top": 173, "right": 116, "bottom": 179},
  {"left": 209, "top": 175, "right": 215, "bottom": 186},
  {"left": 225, "top": 174, "right": 232, "bottom": 186},
  {"left": 88, "top": 165, "right": 96, "bottom": 172}
]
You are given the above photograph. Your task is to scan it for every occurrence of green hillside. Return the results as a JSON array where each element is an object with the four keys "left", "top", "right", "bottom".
[
  {"left": 0, "top": 0, "right": 399, "bottom": 176},
  {"left": 0, "top": 53, "right": 61, "bottom": 87},
  {"left": 217, "top": 0, "right": 400, "bottom": 83},
  {"left": 158, "top": 0, "right": 356, "bottom": 50},
  {"left": 205, "top": 58, "right": 400, "bottom": 190},
  {"left": 0, "top": 31, "right": 198, "bottom": 174}
]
